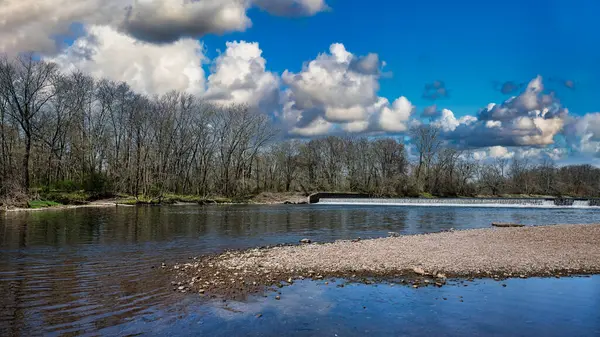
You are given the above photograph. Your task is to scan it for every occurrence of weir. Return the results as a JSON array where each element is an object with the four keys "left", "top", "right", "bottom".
[{"left": 309, "top": 193, "right": 600, "bottom": 208}]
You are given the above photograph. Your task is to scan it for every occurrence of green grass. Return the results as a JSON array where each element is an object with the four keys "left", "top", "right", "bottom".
[
  {"left": 28, "top": 200, "right": 62, "bottom": 209},
  {"left": 419, "top": 192, "right": 436, "bottom": 199},
  {"left": 40, "top": 191, "right": 92, "bottom": 205}
]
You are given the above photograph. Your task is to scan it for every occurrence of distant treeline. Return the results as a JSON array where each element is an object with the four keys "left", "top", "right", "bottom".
[{"left": 1, "top": 55, "right": 599, "bottom": 202}]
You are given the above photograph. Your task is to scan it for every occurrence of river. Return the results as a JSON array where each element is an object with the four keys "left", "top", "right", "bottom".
[{"left": 1, "top": 204, "right": 599, "bottom": 336}]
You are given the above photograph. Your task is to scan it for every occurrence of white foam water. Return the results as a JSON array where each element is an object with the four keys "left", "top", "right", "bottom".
[{"left": 318, "top": 198, "right": 599, "bottom": 209}]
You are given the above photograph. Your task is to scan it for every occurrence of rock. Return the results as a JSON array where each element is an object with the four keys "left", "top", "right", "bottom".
[
  {"left": 436, "top": 273, "right": 447, "bottom": 279},
  {"left": 413, "top": 266, "right": 427, "bottom": 276},
  {"left": 178, "top": 286, "right": 185, "bottom": 290},
  {"left": 412, "top": 284, "right": 419, "bottom": 288},
  {"left": 492, "top": 222, "right": 525, "bottom": 228},
  {"left": 256, "top": 314, "right": 263, "bottom": 318},
  {"left": 287, "top": 278, "right": 293, "bottom": 284},
  {"left": 275, "top": 295, "right": 281, "bottom": 300},
  {"left": 388, "top": 232, "right": 400, "bottom": 237},
  {"left": 502, "top": 284, "right": 507, "bottom": 287},
  {"left": 300, "top": 238, "right": 312, "bottom": 244},
  {"left": 199, "top": 289, "right": 205, "bottom": 294},
  {"left": 519, "top": 275, "right": 527, "bottom": 279}
]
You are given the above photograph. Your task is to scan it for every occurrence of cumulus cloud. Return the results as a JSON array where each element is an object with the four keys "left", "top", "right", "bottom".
[
  {"left": 0, "top": 0, "right": 328, "bottom": 55},
  {"left": 565, "top": 113, "right": 600, "bottom": 156},
  {"left": 282, "top": 43, "right": 414, "bottom": 136},
  {"left": 379, "top": 97, "right": 414, "bottom": 132},
  {"left": 204, "top": 41, "right": 279, "bottom": 112},
  {"left": 48, "top": 25, "right": 206, "bottom": 95},
  {"left": 0, "top": 0, "right": 120, "bottom": 55},
  {"left": 432, "top": 109, "right": 477, "bottom": 132},
  {"left": 438, "top": 75, "right": 568, "bottom": 148},
  {"left": 254, "top": 0, "right": 328, "bottom": 16},
  {"left": 488, "top": 146, "right": 514, "bottom": 159},
  {"left": 121, "top": 0, "right": 251, "bottom": 43}
]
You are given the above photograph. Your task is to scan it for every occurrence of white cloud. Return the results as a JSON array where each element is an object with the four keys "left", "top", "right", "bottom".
[
  {"left": 432, "top": 109, "right": 476, "bottom": 132},
  {"left": 566, "top": 112, "right": 600, "bottom": 156},
  {"left": 289, "top": 117, "right": 333, "bottom": 136},
  {"left": 48, "top": 25, "right": 206, "bottom": 96},
  {"left": 489, "top": 146, "right": 514, "bottom": 159},
  {"left": 0, "top": 0, "right": 120, "bottom": 55},
  {"left": 0, "top": 0, "right": 328, "bottom": 55},
  {"left": 437, "top": 76, "right": 568, "bottom": 148},
  {"left": 281, "top": 43, "right": 414, "bottom": 136},
  {"left": 122, "top": 0, "right": 252, "bottom": 43},
  {"left": 378, "top": 97, "right": 414, "bottom": 132},
  {"left": 204, "top": 41, "right": 279, "bottom": 112}
]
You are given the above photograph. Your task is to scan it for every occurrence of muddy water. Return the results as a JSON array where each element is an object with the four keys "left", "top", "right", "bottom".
[{"left": 1, "top": 204, "right": 599, "bottom": 336}]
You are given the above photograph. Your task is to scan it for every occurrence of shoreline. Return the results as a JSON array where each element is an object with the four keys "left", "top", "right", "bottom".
[
  {"left": 168, "top": 224, "right": 600, "bottom": 299},
  {"left": 1, "top": 198, "right": 309, "bottom": 213}
]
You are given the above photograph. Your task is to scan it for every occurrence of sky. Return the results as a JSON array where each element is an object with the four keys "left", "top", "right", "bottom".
[{"left": 2, "top": 0, "right": 600, "bottom": 165}]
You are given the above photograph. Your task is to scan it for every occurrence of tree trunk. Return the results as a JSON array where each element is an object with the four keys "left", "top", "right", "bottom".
[{"left": 23, "top": 131, "right": 31, "bottom": 190}]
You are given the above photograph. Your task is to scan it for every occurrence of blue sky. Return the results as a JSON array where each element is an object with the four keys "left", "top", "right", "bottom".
[
  {"left": 4, "top": 0, "right": 600, "bottom": 163},
  {"left": 204, "top": 0, "right": 599, "bottom": 117}
]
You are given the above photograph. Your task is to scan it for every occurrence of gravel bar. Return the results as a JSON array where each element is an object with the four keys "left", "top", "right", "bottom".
[{"left": 169, "top": 224, "right": 600, "bottom": 298}]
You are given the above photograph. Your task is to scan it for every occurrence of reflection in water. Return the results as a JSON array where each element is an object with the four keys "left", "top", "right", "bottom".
[{"left": 1, "top": 204, "right": 599, "bottom": 336}]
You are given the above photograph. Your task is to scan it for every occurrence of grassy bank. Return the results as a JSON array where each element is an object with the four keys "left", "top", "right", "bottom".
[{"left": 0, "top": 191, "right": 308, "bottom": 211}]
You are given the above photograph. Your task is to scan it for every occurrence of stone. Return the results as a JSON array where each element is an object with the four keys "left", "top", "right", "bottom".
[
  {"left": 492, "top": 222, "right": 525, "bottom": 228},
  {"left": 388, "top": 232, "right": 400, "bottom": 237},
  {"left": 199, "top": 289, "right": 205, "bottom": 294},
  {"left": 413, "top": 266, "right": 427, "bottom": 276},
  {"left": 178, "top": 286, "right": 185, "bottom": 290},
  {"left": 275, "top": 295, "right": 281, "bottom": 300},
  {"left": 300, "top": 238, "right": 312, "bottom": 244}
]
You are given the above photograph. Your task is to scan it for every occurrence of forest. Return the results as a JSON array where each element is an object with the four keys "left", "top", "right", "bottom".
[{"left": 1, "top": 55, "right": 599, "bottom": 205}]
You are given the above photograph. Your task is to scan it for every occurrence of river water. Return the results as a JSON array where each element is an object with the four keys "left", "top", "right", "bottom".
[{"left": 1, "top": 204, "right": 599, "bottom": 336}]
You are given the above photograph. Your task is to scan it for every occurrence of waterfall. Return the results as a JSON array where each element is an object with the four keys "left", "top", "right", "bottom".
[
  {"left": 317, "top": 198, "right": 599, "bottom": 208},
  {"left": 573, "top": 200, "right": 590, "bottom": 207}
]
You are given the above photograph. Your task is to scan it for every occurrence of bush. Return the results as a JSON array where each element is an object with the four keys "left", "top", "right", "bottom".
[{"left": 28, "top": 200, "right": 62, "bottom": 209}]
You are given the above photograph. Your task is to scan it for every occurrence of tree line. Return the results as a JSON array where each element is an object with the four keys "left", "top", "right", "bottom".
[{"left": 1, "top": 55, "right": 598, "bottom": 203}]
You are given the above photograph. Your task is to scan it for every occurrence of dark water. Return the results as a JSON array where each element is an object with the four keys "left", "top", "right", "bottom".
[{"left": 1, "top": 204, "right": 599, "bottom": 336}]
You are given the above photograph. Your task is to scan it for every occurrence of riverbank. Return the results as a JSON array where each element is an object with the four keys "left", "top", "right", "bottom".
[
  {"left": 168, "top": 224, "right": 600, "bottom": 299},
  {"left": 1, "top": 192, "right": 309, "bottom": 212}
]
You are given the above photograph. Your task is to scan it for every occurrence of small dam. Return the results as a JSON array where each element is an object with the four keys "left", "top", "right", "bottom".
[{"left": 308, "top": 193, "right": 600, "bottom": 208}]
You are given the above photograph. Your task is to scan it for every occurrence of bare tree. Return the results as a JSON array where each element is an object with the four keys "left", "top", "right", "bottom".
[
  {"left": 410, "top": 124, "right": 442, "bottom": 191},
  {"left": 0, "top": 55, "right": 58, "bottom": 189}
]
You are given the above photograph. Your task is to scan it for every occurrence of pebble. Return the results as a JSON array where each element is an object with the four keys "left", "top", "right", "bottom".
[{"left": 275, "top": 296, "right": 281, "bottom": 300}]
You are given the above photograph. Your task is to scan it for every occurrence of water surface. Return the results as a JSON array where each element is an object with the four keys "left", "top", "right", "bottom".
[{"left": 1, "top": 204, "right": 599, "bottom": 336}]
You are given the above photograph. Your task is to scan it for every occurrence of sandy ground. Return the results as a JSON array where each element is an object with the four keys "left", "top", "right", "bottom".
[{"left": 169, "top": 224, "right": 600, "bottom": 298}]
